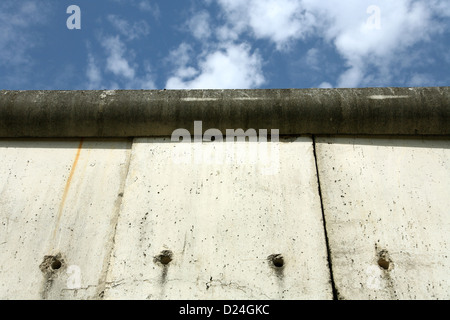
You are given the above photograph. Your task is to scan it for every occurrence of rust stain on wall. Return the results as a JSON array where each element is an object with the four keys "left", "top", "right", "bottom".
[{"left": 51, "top": 139, "right": 84, "bottom": 243}]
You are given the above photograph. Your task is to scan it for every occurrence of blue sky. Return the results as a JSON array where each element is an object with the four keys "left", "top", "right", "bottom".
[{"left": 0, "top": 0, "right": 449, "bottom": 90}]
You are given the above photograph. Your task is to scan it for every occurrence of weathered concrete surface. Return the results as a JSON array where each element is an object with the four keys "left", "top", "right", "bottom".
[
  {"left": 0, "top": 135, "right": 449, "bottom": 300},
  {"left": 1, "top": 87, "right": 449, "bottom": 137},
  {"left": 0, "top": 139, "right": 131, "bottom": 299},
  {"left": 103, "top": 137, "right": 333, "bottom": 299},
  {"left": 1, "top": 87, "right": 449, "bottom": 300},
  {"left": 316, "top": 137, "right": 450, "bottom": 300}
]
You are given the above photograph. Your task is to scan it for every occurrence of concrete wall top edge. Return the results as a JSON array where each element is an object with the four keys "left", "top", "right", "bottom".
[{"left": 0, "top": 87, "right": 448, "bottom": 138}]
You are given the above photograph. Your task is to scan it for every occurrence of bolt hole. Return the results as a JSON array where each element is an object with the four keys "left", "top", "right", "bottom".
[
  {"left": 378, "top": 258, "right": 390, "bottom": 270},
  {"left": 160, "top": 255, "right": 172, "bottom": 265},
  {"left": 270, "top": 254, "right": 284, "bottom": 268},
  {"left": 155, "top": 250, "right": 173, "bottom": 266},
  {"left": 51, "top": 259, "right": 62, "bottom": 270},
  {"left": 39, "top": 255, "right": 64, "bottom": 274}
]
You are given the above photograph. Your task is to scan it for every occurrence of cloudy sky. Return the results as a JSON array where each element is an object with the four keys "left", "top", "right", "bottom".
[{"left": 1, "top": 0, "right": 449, "bottom": 90}]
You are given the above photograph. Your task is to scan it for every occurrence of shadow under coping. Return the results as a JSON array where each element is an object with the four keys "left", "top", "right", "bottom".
[{"left": 0, "top": 138, "right": 134, "bottom": 150}]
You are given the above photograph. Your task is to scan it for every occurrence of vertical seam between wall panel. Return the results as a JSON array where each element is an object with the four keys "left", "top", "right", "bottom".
[
  {"left": 95, "top": 138, "right": 134, "bottom": 299},
  {"left": 312, "top": 135, "right": 339, "bottom": 300}
]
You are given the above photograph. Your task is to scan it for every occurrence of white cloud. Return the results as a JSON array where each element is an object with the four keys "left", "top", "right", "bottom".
[
  {"left": 102, "top": 36, "right": 136, "bottom": 79},
  {"left": 111, "top": 0, "right": 160, "bottom": 20},
  {"left": 0, "top": 1, "right": 48, "bottom": 67},
  {"left": 214, "top": 0, "right": 450, "bottom": 87},
  {"left": 166, "top": 43, "right": 265, "bottom": 89},
  {"left": 216, "top": 25, "right": 240, "bottom": 42},
  {"left": 217, "top": 0, "right": 315, "bottom": 50},
  {"left": 311, "top": 0, "right": 449, "bottom": 87},
  {"left": 305, "top": 48, "right": 321, "bottom": 71},
  {"left": 187, "top": 11, "right": 212, "bottom": 40},
  {"left": 107, "top": 15, "right": 150, "bottom": 41},
  {"left": 137, "top": 1, "right": 161, "bottom": 19},
  {"left": 86, "top": 36, "right": 156, "bottom": 89},
  {"left": 337, "top": 66, "right": 365, "bottom": 88},
  {"left": 86, "top": 52, "right": 103, "bottom": 89},
  {"left": 307, "top": 0, "right": 445, "bottom": 87},
  {"left": 84, "top": 0, "right": 161, "bottom": 90},
  {"left": 409, "top": 73, "right": 436, "bottom": 87},
  {"left": 167, "top": 43, "right": 195, "bottom": 68},
  {"left": 165, "top": 43, "right": 200, "bottom": 80},
  {"left": 133, "top": 61, "right": 157, "bottom": 89},
  {"left": 318, "top": 82, "right": 333, "bottom": 89}
]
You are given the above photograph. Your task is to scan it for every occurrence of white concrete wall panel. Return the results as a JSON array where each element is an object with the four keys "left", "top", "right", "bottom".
[
  {"left": 2, "top": 135, "right": 448, "bottom": 300},
  {"left": 104, "top": 137, "right": 333, "bottom": 299},
  {"left": 316, "top": 137, "right": 450, "bottom": 300},
  {"left": 0, "top": 139, "right": 131, "bottom": 299}
]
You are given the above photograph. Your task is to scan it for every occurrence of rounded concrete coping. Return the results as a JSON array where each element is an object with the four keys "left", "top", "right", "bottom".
[{"left": 0, "top": 87, "right": 449, "bottom": 137}]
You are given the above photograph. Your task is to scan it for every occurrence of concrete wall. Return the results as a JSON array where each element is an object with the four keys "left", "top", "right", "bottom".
[
  {"left": 1, "top": 87, "right": 449, "bottom": 137},
  {"left": 1, "top": 136, "right": 449, "bottom": 300},
  {"left": 0, "top": 139, "right": 132, "bottom": 299},
  {"left": 316, "top": 137, "right": 450, "bottom": 299},
  {"left": 1, "top": 88, "right": 449, "bottom": 300}
]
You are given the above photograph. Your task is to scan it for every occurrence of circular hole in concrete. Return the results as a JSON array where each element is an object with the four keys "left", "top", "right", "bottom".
[
  {"left": 160, "top": 255, "right": 172, "bottom": 265},
  {"left": 271, "top": 255, "right": 284, "bottom": 268},
  {"left": 378, "top": 257, "right": 390, "bottom": 270},
  {"left": 51, "top": 259, "right": 62, "bottom": 270},
  {"left": 157, "top": 250, "right": 173, "bottom": 266}
]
